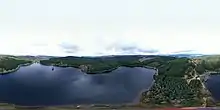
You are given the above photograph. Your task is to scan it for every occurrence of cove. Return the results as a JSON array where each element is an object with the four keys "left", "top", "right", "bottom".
[
  {"left": 0, "top": 63, "right": 155, "bottom": 106},
  {"left": 206, "top": 75, "right": 220, "bottom": 102}
]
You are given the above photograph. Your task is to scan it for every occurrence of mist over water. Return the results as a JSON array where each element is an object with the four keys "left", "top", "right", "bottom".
[{"left": 0, "top": 63, "right": 155, "bottom": 106}]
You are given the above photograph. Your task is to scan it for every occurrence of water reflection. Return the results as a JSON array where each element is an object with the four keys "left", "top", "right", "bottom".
[{"left": 0, "top": 63, "right": 155, "bottom": 106}]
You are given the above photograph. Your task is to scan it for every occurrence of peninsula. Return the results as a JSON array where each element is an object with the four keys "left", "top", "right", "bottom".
[
  {"left": 0, "top": 56, "right": 33, "bottom": 74},
  {"left": 40, "top": 55, "right": 220, "bottom": 107},
  {"left": 1, "top": 55, "right": 220, "bottom": 107}
]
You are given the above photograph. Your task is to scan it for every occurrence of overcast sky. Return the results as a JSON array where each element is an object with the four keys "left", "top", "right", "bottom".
[{"left": 0, "top": 0, "right": 219, "bottom": 56}]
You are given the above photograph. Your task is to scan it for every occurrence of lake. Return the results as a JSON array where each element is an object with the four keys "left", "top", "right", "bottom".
[
  {"left": 206, "top": 75, "right": 220, "bottom": 101},
  {"left": 0, "top": 63, "right": 155, "bottom": 106}
]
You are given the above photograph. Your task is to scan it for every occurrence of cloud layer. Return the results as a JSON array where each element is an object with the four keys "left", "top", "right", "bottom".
[
  {"left": 59, "top": 43, "right": 79, "bottom": 54},
  {"left": 0, "top": 0, "right": 219, "bottom": 56}
]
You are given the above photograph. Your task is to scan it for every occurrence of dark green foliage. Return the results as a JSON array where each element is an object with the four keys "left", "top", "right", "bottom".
[
  {"left": 141, "top": 76, "right": 203, "bottom": 106},
  {"left": 196, "top": 55, "right": 220, "bottom": 72},
  {"left": 40, "top": 55, "right": 207, "bottom": 107},
  {"left": 40, "top": 55, "right": 177, "bottom": 73},
  {"left": 195, "top": 61, "right": 206, "bottom": 74},
  {"left": 157, "top": 58, "right": 191, "bottom": 77},
  {"left": 0, "top": 57, "right": 32, "bottom": 72}
]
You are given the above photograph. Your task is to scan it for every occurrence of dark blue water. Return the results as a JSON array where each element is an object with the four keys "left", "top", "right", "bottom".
[
  {"left": 0, "top": 63, "right": 155, "bottom": 106},
  {"left": 206, "top": 75, "right": 220, "bottom": 101}
]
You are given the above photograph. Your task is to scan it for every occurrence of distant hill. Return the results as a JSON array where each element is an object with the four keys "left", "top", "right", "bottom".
[
  {"left": 194, "top": 55, "right": 220, "bottom": 73},
  {"left": 166, "top": 54, "right": 204, "bottom": 58},
  {"left": 16, "top": 55, "right": 54, "bottom": 61}
]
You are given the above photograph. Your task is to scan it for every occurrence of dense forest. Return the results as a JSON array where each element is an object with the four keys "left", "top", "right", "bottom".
[
  {"left": 0, "top": 56, "right": 32, "bottom": 73},
  {"left": 140, "top": 76, "right": 203, "bottom": 107},
  {"left": 40, "top": 55, "right": 176, "bottom": 73},
  {"left": 2, "top": 55, "right": 220, "bottom": 107},
  {"left": 40, "top": 55, "right": 220, "bottom": 107},
  {"left": 40, "top": 55, "right": 193, "bottom": 77},
  {"left": 195, "top": 55, "right": 220, "bottom": 74},
  {"left": 140, "top": 56, "right": 220, "bottom": 107},
  {"left": 40, "top": 55, "right": 206, "bottom": 106}
]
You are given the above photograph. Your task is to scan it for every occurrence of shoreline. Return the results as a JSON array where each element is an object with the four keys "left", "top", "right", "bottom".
[
  {"left": 133, "top": 69, "right": 158, "bottom": 105},
  {"left": 0, "top": 63, "right": 158, "bottom": 108},
  {"left": 40, "top": 63, "right": 158, "bottom": 74},
  {"left": 0, "top": 63, "right": 33, "bottom": 75},
  {"left": 40, "top": 63, "right": 160, "bottom": 106},
  {"left": 0, "top": 103, "right": 219, "bottom": 110},
  {"left": 1, "top": 62, "right": 213, "bottom": 108},
  {"left": 193, "top": 70, "right": 220, "bottom": 106},
  {"left": 200, "top": 72, "right": 220, "bottom": 105},
  {"left": 133, "top": 80, "right": 156, "bottom": 104},
  {"left": 0, "top": 103, "right": 156, "bottom": 109}
]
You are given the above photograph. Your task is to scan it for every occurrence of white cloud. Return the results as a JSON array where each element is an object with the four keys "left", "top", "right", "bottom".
[{"left": 0, "top": 0, "right": 220, "bottom": 56}]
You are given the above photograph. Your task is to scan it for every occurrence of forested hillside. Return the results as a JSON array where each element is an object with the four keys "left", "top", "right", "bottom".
[
  {"left": 0, "top": 56, "right": 32, "bottom": 74},
  {"left": 40, "top": 55, "right": 176, "bottom": 73},
  {"left": 1, "top": 55, "right": 220, "bottom": 107}
]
